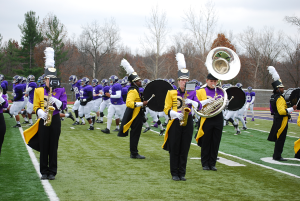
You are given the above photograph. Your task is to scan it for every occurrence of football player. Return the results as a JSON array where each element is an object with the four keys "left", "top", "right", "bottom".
[
  {"left": 244, "top": 86, "right": 255, "bottom": 121},
  {"left": 69, "top": 75, "right": 82, "bottom": 125},
  {"left": 91, "top": 79, "right": 103, "bottom": 123}
]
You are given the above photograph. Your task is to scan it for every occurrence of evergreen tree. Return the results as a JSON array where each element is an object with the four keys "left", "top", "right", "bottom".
[{"left": 16, "top": 11, "right": 43, "bottom": 77}]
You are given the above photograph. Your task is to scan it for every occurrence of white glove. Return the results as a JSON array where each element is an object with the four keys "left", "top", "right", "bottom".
[
  {"left": 170, "top": 110, "right": 184, "bottom": 120},
  {"left": 226, "top": 99, "right": 230, "bottom": 106},
  {"left": 0, "top": 96, "right": 5, "bottom": 104},
  {"left": 200, "top": 98, "right": 214, "bottom": 107},
  {"left": 287, "top": 107, "right": 294, "bottom": 114},
  {"left": 49, "top": 97, "right": 62, "bottom": 108},
  {"left": 37, "top": 109, "right": 47, "bottom": 120},
  {"left": 185, "top": 99, "right": 199, "bottom": 108}
]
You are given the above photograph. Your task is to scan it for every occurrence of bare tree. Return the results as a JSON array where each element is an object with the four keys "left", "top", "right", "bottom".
[
  {"left": 78, "top": 18, "right": 121, "bottom": 78},
  {"left": 281, "top": 32, "right": 300, "bottom": 87},
  {"left": 239, "top": 27, "right": 283, "bottom": 88},
  {"left": 183, "top": 1, "right": 218, "bottom": 62},
  {"left": 284, "top": 15, "right": 300, "bottom": 28},
  {"left": 140, "top": 5, "right": 169, "bottom": 79}
]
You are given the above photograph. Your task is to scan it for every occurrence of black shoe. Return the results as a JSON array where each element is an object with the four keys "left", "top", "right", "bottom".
[
  {"left": 48, "top": 174, "right": 55, "bottom": 180},
  {"left": 67, "top": 112, "right": 75, "bottom": 121},
  {"left": 130, "top": 154, "right": 145, "bottom": 159},
  {"left": 101, "top": 128, "right": 110, "bottom": 134},
  {"left": 113, "top": 128, "right": 119, "bottom": 132},
  {"left": 92, "top": 116, "right": 95, "bottom": 125},
  {"left": 72, "top": 121, "right": 79, "bottom": 125},
  {"left": 159, "top": 128, "right": 165, "bottom": 136},
  {"left": 80, "top": 122, "right": 86, "bottom": 125},
  {"left": 88, "top": 126, "right": 94, "bottom": 130},
  {"left": 210, "top": 166, "right": 217, "bottom": 171},
  {"left": 13, "top": 124, "right": 21, "bottom": 128},
  {"left": 274, "top": 157, "right": 287, "bottom": 161},
  {"left": 61, "top": 118, "right": 65, "bottom": 121},
  {"left": 172, "top": 176, "right": 180, "bottom": 181},
  {"left": 41, "top": 174, "right": 48, "bottom": 180},
  {"left": 9, "top": 113, "right": 13, "bottom": 118},
  {"left": 242, "top": 127, "right": 247, "bottom": 130},
  {"left": 143, "top": 127, "right": 150, "bottom": 133},
  {"left": 22, "top": 121, "right": 29, "bottom": 124},
  {"left": 234, "top": 130, "right": 241, "bottom": 135},
  {"left": 180, "top": 176, "right": 186, "bottom": 181},
  {"left": 22, "top": 110, "right": 27, "bottom": 116},
  {"left": 162, "top": 122, "right": 168, "bottom": 127},
  {"left": 96, "top": 119, "right": 102, "bottom": 123},
  {"left": 203, "top": 166, "right": 210, "bottom": 170}
]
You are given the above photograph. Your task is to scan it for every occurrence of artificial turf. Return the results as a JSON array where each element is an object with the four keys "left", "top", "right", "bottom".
[{"left": 3, "top": 109, "right": 300, "bottom": 200}]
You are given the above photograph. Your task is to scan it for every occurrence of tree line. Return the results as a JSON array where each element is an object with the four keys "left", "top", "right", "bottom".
[{"left": 0, "top": 4, "right": 299, "bottom": 89}]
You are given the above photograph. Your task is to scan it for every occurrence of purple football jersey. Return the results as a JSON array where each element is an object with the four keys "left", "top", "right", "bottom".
[
  {"left": 93, "top": 84, "right": 103, "bottom": 100},
  {"left": 80, "top": 85, "right": 93, "bottom": 99},
  {"left": 13, "top": 84, "right": 24, "bottom": 101},
  {"left": 72, "top": 79, "right": 81, "bottom": 99},
  {"left": 110, "top": 83, "right": 124, "bottom": 105},
  {"left": 0, "top": 94, "right": 8, "bottom": 113},
  {"left": 103, "top": 86, "right": 111, "bottom": 101},
  {"left": 245, "top": 91, "right": 255, "bottom": 103},
  {"left": 28, "top": 82, "right": 37, "bottom": 103}
]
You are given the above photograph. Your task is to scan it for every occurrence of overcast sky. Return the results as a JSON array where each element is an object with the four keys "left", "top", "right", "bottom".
[{"left": 1, "top": 0, "right": 299, "bottom": 54}]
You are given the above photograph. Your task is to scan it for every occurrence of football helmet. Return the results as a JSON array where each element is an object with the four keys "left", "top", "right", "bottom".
[
  {"left": 0, "top": 74, "right": 4, "bottom": 82},
  {"left": 101, "top": 79, "right": 109, "bottom": 86},
  {"left": 92, "top": 78, "right": 99, "bottom": 86},
  {"left": 81, "top": 77, "right": 89, "bottom": 86},
  {"left": 37, "top": 77, "right": 42, "bottom": 85},
  {"left": 109, "top": 75, "right": 118, "bottom": 85},
  {"left": 12, "top": 75, "right": 22, "bottom": 84},
  {"left": 123, "top": 76, "right": 128, "bottom": 82},
  {"left": 142, "top": 79, "right": 150, "bottom": 87},
  {"left": 235, "top": 83, "right": 243, "bottom": 88},
  {"left": 69, "top": 75, "right": 78, "bottom": 84},
  {"left": 248, "top": 86, "right": 252, "bottom": 92},
  {"left": 27, "top": 75, "right": 35, "bottom": 82},
  {"left": 169, "top": 78, "right": 175, "bottom": 85}
]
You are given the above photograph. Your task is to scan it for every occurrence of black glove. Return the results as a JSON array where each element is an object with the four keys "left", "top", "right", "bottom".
[{"left": 11, "top": 99, "right": 14, "bottom": 103}]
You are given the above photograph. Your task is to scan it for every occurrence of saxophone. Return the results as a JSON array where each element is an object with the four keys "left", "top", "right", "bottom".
[
  {"left": 180, "top": 91, "right": 191, "bottom": 126},
  {"left": 44, "top": 87, "right": 55, "bottom": 126}
]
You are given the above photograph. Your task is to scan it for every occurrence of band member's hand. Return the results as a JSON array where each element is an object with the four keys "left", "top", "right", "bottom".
[
  {"left": 143, "top": 101, "right": 148, "bottom": 106},
  {"left": 287, "top": 107, "right": 295, "bottom": 114},
  {"left": 200, "top": 98, "right": 213, "bottom": 106},
  {"left": 50, "top": 97, "right": 62, "bottom": 108},
  {"left": 37, "top": 109, "right": 47, "bottom": 120},
  {"left": 185, "top": 99, "right": 198, "bottom": 108},
  {"left": 105, "top": 92, "right": 110, "bottom": 97},
  {"left": 293, "top": 105, "right": 297, "bottom": 110},
  {"left": 170, "top": 110, "right": 184, "bottom": 120}
]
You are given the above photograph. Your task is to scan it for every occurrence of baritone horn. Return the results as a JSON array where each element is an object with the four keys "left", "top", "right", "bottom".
[{"left": 194, "top": 47, "right": 241, "bottom": 118}]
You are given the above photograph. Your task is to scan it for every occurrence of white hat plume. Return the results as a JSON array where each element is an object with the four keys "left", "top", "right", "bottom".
[
  {"left": 268, "top": 66, "right": 280, "bottom": 81},
  {"left": 121, "top": 59, "right": 134, "bottom": 75},
  {"left": 44, "top": 47, "right": 55, "bottom": 68},
  {"left": 176, "top": 53, "right": 186, "bottom": 70}
]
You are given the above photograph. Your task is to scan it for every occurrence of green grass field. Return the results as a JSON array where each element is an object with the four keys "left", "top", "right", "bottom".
[{"left": 1, "top": 108, "right": 300, "bottom": 200}]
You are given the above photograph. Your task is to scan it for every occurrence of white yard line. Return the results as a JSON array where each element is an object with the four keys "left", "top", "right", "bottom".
[{"left": 18, "top": 126, "right": 59, "bottom": 201}]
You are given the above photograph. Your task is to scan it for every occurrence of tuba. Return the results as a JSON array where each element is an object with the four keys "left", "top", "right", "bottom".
[
  {"left": 44, "top": 87, "right": 55, "bottom": 126},
  {"left": 194, "top": 47, "right": 241, "bottom": 118}
]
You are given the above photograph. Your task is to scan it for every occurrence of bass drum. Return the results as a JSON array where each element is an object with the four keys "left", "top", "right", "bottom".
[
  {"left": 143, "top": 79, "right": 173, "bottom": 112},
  {"left": 225, "top": 87, "right": 246, "bottom": 111},
  {"left": 283, "top": 88, "right": 300, "bottom": 109}
]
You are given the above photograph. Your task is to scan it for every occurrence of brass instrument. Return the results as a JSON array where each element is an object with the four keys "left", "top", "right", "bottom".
[
  {"left": 44, "top": 87, "right": 55, "bottom": 126},
  {"left": 194, "top": 47, "right": 241, "bottom": 118},
  {"left": 180, "top": 91, "right": 191, "bottom": 126}
]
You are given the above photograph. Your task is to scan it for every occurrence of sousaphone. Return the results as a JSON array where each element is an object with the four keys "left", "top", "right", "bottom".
[{"left": 194, "top": 47, "right": 242, "bottom": 118}]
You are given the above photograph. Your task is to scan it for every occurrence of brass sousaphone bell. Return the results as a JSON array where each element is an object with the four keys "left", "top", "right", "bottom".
[{"left": 194, "top": 47, "right": 241, "bottom": 118}]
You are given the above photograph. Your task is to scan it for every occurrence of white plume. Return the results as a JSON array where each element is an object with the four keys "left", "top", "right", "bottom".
[
  {"left": 121, "top": 59, "right": 134, "bottom": 75},
  {"left": 44, "top": 47, "right": 55, "bottom": 68},
  {"left": 268, "top": 66, "right": 280, "bottom": 81},
  {"left": 176, "top": 53, "right": 186, "bottom": 70}
]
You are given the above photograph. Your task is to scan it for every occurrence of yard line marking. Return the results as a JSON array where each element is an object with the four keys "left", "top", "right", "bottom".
[
  {"left": 190, "top": 157, "right": 246, "bottom": 166},
  {"left": 18, "top": 127, "right": 59, "bottom": 201},
  {"left": 190, "top": 143, "right": 300, "bottom": 179},
  {"left": 261, "top": 157, "right": 300, "bottom": 166},
  {"left": 247, "top": 127, "right": 299, "bottom": 138},
  {"left": 70, "top": 127, "right": 75, "bottom": 129}
]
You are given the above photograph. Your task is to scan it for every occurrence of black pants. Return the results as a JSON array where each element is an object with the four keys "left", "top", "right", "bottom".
[
  {"left": 273, "top": 124, "right": 288, "bottom": 160},
  {"left": 201, "top": 113, "right": 223, "bottom": 167},
  {"left": 168, "top": 115, "right": 193, "bottom": 177},
  {"left": 0, "top": 113, "right": 6, "bottom": 155},
  {"left": 38, "top": 114, "right": 61, "bottom": 176},
  {"left": 129, "top": 111, "right": 144, "bottom": 156}
]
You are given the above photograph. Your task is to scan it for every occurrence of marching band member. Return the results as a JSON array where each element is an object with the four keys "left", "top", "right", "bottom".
[
  {"left": 244, "top": 86, "right": 256, "bottom": 121},
  {"left": 196, "top": 73, "right": 224, "bottom": 171},
  {"left": 162, "top": 53, "right": 203, "bottom": 181},
  {"left": 118, "top": 59, "right": 147, "bottom": 159},
  {"left": 24, "top": 47, "right": 67, "bottom": 180},
  {"left": 101, "top": 75, "right": 124, "bottom": 134},
  {"left": 267, "top": 66, "right": 296, "bottom": 161}
]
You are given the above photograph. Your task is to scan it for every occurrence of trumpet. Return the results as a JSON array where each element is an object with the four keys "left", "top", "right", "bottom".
[{"left": 44, "top": 87, "right": 55, "bottom": 126}]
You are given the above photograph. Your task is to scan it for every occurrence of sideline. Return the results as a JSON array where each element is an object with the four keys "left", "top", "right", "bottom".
[
  {"left": 18, "top": 126, "right": 59, "bottom": 201},
  {"left": 190, "top": 142, "right": 300, "bottom": 179}
]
